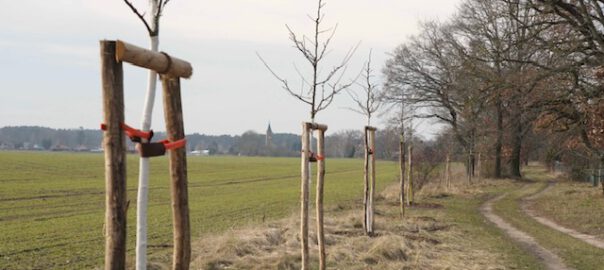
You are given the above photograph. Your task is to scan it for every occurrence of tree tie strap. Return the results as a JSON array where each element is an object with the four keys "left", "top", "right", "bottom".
[
  {"left": 100, "top": 123, "right": 154, "bottom": 143},
  {"left": 159, "top": 51, "right": 173, "bottom": 74},
  {"left": 307, "top": 151, "right": 324, "bottom": 162},
  {"left": 138, "top": 138, "right": 186, "bottom": 158}
]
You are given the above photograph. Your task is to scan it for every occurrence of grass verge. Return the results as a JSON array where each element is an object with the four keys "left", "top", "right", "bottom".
[{"left": 492, "top": 166, "right": 604, "bottom": 270}]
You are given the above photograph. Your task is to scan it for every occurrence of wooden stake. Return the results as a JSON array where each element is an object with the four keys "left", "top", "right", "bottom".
[
  {"left": 407, "top": 144, "right": 413, "bottom": 206},
  {"left": 399, "top": 133, "right": 405, "bottom": 218},
  {"left": 116, "top": 40, "right": 193, "bottom": 78},
  {"left": 368, "top": 127, "right": 376, "bottom": 235},
  {"left": 161, "top": 76, "right": 191, "bottom": 270},
  {"left": 100, "top": 40, "right": 127, "bottom": 270},
  {"left": 363, "top": 128, "right": 370, "bottom": 233},
  {"left": 315, "top": 128, "right": 327, "bottom": 270},
  {"left": 300, "top": 123, "right": 310, "bottom": 270},
  {"left": 445, "top": 153, "right": 451, "bottom": 190}
]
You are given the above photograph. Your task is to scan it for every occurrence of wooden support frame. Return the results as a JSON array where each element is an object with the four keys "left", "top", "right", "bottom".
[
  {"left": 363, "top": 126, "right": 377, "bottom": 236},
  {"left": 162, "top": 76, "right": 191, "bottom": 270},
  {"left": 101, "top": 40, "right": 127, "bottom": 270},
  {"left": 116, "top": 40, "right": 193, "bottom": 78},
  {"left": 100, "top": 39, "right": 193, "bottom": 270},
  {"left": 300, "top": 122, "right": 328, "bottom": 270}
]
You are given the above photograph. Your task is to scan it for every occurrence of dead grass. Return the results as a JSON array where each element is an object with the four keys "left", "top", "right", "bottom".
[{"left": 186, "top": 170, "right": 518, "bottom": 270}]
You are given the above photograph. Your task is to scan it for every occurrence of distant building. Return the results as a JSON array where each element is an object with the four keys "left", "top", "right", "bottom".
[{"left": 266, "top": 122, "right": 273, "bottom": 147}]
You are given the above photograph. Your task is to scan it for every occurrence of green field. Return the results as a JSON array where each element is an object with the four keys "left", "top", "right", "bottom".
[{"left": 0, "top": 151, "right": 398, "bottom": 269}]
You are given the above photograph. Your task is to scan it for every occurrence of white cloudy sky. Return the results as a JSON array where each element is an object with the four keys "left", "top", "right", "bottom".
[{"left": 0, "top": 0, "right": 462, "bottom": 137}]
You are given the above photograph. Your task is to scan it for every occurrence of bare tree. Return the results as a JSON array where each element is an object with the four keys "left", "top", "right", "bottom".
[
  {"left": 258, "top": 0, "right": 358, "bottom": 123},
  {"left": 348, "top": 50, "right": 382, "bottom": 235},
  {"left": 122, "top": 1, "right": 171, "bottom": 270},
  {"left": 348, "top": 50, "right": 382, "bottom": 126},
  {"left": 257, "top": 1, "right": 357, "bottom": 269},
  {"left": 382, "top": 66, "right": 414, "bottom": 217}
]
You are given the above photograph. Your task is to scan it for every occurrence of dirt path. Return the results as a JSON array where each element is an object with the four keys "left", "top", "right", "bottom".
[
  {"left": 523, "top": 182, "right": 604, "bottom": 250},
  {"left": 481, "top": 193, "right": 572, "bottom": 270}
]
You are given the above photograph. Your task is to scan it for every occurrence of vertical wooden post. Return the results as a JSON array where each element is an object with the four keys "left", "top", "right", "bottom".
[
  {"left": 399, "top": 133, "right": 405, "bottom": 218},
  {"left": 161, "top": 76, "right": 191, "bottom": 270},
  {"left": 100, "top": 40, "right": 127, "bottom": 270},
  {"left": 300, "top": 123, "right": 310, "bottom": 270},
  {"left": 315, "top": 128, "right": 326, "bottom": 270},
  {"left": 368, "top": 128, "right": 376, "bottom": 235},
  {"left": 407, "top": 144, "right": 413, "bottom": 206},
  {"left": 445, "top": 153, "right": 451, "bottom": 190},
  {"left": 363, "top": 128, "right": 370, "bottom": 233}
]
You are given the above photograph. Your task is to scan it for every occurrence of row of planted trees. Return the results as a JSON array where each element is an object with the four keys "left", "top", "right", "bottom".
[
  {"left": 258, "top": 0, "right": 439, "bottom": 268},
  {"left": 107, "top": 0, "right": 604, "bottom": 269}
]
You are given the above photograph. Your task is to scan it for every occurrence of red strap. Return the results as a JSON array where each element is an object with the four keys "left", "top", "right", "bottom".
[
  {"left": 316, "top": 154, "right": 325, "bottom": 161},
  {"left": 100, "top": 123, "right": 153, "bottom": 141},
  {"left": 164, "top": 138, "right": 186, "bottom": 150},
  {"left": 120, "top": 123, "right": 153, "bottom": 141}
]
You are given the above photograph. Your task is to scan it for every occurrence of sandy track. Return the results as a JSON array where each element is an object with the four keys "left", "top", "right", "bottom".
[
  {"left": 480, "top": 193, "right": 572, "bottom": 270},
  {"left": 522, "top": 182, "right": 604, "bottom": 250}
]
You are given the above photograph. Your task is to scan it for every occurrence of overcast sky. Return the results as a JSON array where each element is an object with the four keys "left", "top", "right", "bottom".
[{"left": 0, "top": 0, "right": 462, "bottom": 137}]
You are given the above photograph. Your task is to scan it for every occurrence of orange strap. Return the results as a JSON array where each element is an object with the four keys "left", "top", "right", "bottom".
[
  {"left": 164, "top": 138, "right": 186, "bottom": 150},
  {"left": 316, "top": 154, "right": 325, "bottom": 161},
  {"left": 100, "top": 123, "right": 153, "bottom": 142},
  {"left": 120, "top": 123, "right": 153, "bottom": 141}
]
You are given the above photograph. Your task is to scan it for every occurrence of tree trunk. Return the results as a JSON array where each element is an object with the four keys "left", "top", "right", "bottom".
[
  {"left": 161, "top": 77, "right": 191, "bottom": 270},
  {"left": 467, "top": 151, "right": 474, "bottom": 184},
  {"left": 315, "top": 128, "right": 326, "bottom": 270},
  {"left": 300, "top": 123, "right": 310, "bottom": 270},
  {"left": 477, "top": 152, "right": 482, "bottom": 182},
  {"left": 495, "top": 95, "right": 503, "bottom": 178},
  {"left": 600, "top": 157, "right": 604, "bottom": 196},
  {"left": 510, "top": 114, "right": 522, "bottom": 178},
  {"left": 136, "top": 11, "right": 159, "bottom": 269},
  {"left": 100, "top": 40, "right": 127, "bottom": 270}
]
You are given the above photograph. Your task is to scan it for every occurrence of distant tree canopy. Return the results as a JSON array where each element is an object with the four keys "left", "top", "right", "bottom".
[{"left": 383, "top": 0, "right": 604, "bottom": 179}]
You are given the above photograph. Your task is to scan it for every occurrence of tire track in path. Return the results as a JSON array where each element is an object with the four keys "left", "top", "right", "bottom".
[
  {"left": 522, "top": 182, "right": 604, "bottom": 250},
  {"left": 480, "top": 192, "right": 572, "bottom": 270}
]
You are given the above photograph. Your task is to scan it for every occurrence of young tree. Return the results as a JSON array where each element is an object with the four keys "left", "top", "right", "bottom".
[
  {"left": 348, "top": 50, "right": 382, "bottom": 235},
  {"left": 122, "top": 1, "right": 171, "bottom": 269},
  {"left": 258, "top": 1, "right": 357, "bottom": 269},
  {"left": 258, "top": 1, "right": 358, "bottom": 123}
]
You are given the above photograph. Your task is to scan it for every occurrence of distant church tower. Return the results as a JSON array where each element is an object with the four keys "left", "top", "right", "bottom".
[{"left": 266, "top": 122, "right": 273, "bottom": 147}]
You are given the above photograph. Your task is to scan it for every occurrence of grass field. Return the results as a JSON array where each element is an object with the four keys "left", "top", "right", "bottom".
[{"left": 0, "top": 151, "right": 398, "bottom": 269}]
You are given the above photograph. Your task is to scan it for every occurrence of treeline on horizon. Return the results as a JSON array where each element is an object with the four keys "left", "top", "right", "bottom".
[{"left": 0, "top": 125, "right": 436, "bottom": 160}]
